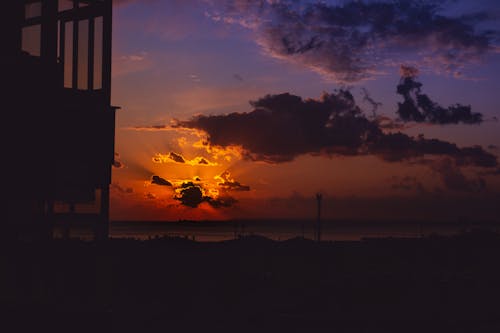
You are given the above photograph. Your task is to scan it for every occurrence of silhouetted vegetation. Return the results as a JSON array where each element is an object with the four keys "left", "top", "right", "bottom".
[{"left": 2, "top": 229, "right": 500, "bottom": 332}]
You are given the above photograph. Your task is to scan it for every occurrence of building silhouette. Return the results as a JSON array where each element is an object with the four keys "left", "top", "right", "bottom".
[{"left": 2, "top": 1, "right": 116, "bottom": 241}]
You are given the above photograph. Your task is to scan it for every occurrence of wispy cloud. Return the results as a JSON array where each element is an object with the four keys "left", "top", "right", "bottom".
[
  {"left": 111, "top": 182, "right": 134, "bottom": 194},
  {"left": 430, "top": 158, "right": 487, "bottom": 192},
  {"left": 113, "top": 51, "right": 152, "bottom": 77}
]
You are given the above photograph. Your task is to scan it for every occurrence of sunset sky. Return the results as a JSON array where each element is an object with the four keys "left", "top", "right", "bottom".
[{"left": 109, "top": 0, "right": 500, "bottom": 222}]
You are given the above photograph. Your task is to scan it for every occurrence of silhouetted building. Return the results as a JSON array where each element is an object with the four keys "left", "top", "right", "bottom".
[{"left": 2, "top": 1, "right": 116, "bottom": 241}]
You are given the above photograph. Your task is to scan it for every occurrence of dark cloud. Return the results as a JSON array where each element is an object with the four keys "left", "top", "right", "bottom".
[
  {"left": 198, "top": 158, "right": 209, "bottom": 165},
  {"left": 233, "top": 74, "right": 244, "bottom": 81},
  {"left": 113, "top": 0, "right": 159, "bottom": 6},
  {"left": 217, "top": 171, "right": 250, "bottom": 191},
  {"left": 176, "top": 182, "right": 204, "bottom": 208},
  {"left": 175, "top": 91, "right": 497, "bottom": 168},
  {"left": 206, "top": 196, "right": 238, "bottom": 208},
  {"left": 431, "top": 158, "right": 486, "bottom": 192},
  {"left": 396, "top": 66, "right": 484, "bottom": 124},
  {"left": 374, "top": 115, "right": 409, "bottom": 131},
  {"left": 174, "top": 181, "right": 238, "bottom": 208},
  {"left": 176, "top": 90, "right": 375, "bottom": 163},
  {"left": 209, "top": 0, "right": 498, "bottom": 82},
  {"left": 113, "top": 160, "right": 124, "bottom": 168},
  {"left": 480, "top": 168, "right": 500, "bottom": 176},
  {"left": 168, "top": 152, "right": 186, "bottom": 163},
  {"left": 113, "top": 152, "right": 125, "bottom": 169},
  {"left": 151, "top": 175, "right": 172, "bottom": 186},
  {"left": 150, "top": 125, "right": 167, "bottom": 130},
  {"left": 369, "top": 133, "right": 497, "bottom": 168},
  {"left": 152, "top": 153, "right": 217, "bottom": 166},
  {"left": 131, "top": 125, "right": 168, "bottom": 131},
  {"left": 111, "top": 183, "right": 134, "bottom": 194},
  {"left": 390, "top": 176, "right": 426, "bottom": 193}
]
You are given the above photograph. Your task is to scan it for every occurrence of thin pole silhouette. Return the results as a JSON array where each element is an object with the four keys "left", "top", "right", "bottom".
[{"left": 316, "top": 193, "right": 322, "bottom": 242}]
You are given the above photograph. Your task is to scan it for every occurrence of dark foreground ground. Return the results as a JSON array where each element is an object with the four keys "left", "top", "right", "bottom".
[{"left": 2, "top": 230, "right": 500, "bottom": 332}]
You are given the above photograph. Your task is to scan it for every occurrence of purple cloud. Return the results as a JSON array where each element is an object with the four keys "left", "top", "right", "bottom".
[{"left": 207, "top": 0, "right": 499, "bottom": 82}]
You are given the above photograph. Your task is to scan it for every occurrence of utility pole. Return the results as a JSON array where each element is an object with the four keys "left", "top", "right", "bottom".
[{"left": 316, "top": 193, "right": 322, "bottom": 242}]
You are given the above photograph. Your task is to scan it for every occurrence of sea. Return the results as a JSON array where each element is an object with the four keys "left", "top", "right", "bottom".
[{"left": 104, "top": 219, "right": 500, "bottom": 242}]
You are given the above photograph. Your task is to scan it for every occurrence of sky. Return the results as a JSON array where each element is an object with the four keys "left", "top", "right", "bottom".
[{"left": 109, "top": 0, "right": 500, "bottom": 222}]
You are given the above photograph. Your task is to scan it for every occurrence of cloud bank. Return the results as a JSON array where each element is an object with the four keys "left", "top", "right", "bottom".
[
  {"left": 207, "top": 0, "right": 498, "bottom": 82},
  {"left": 175, "top": 91, "right": 497, "bottom": 169}
]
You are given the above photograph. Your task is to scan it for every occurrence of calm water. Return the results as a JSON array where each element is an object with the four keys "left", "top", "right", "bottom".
[{"left": 106, "top": 220, "right": 500, "bottom": 242}]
